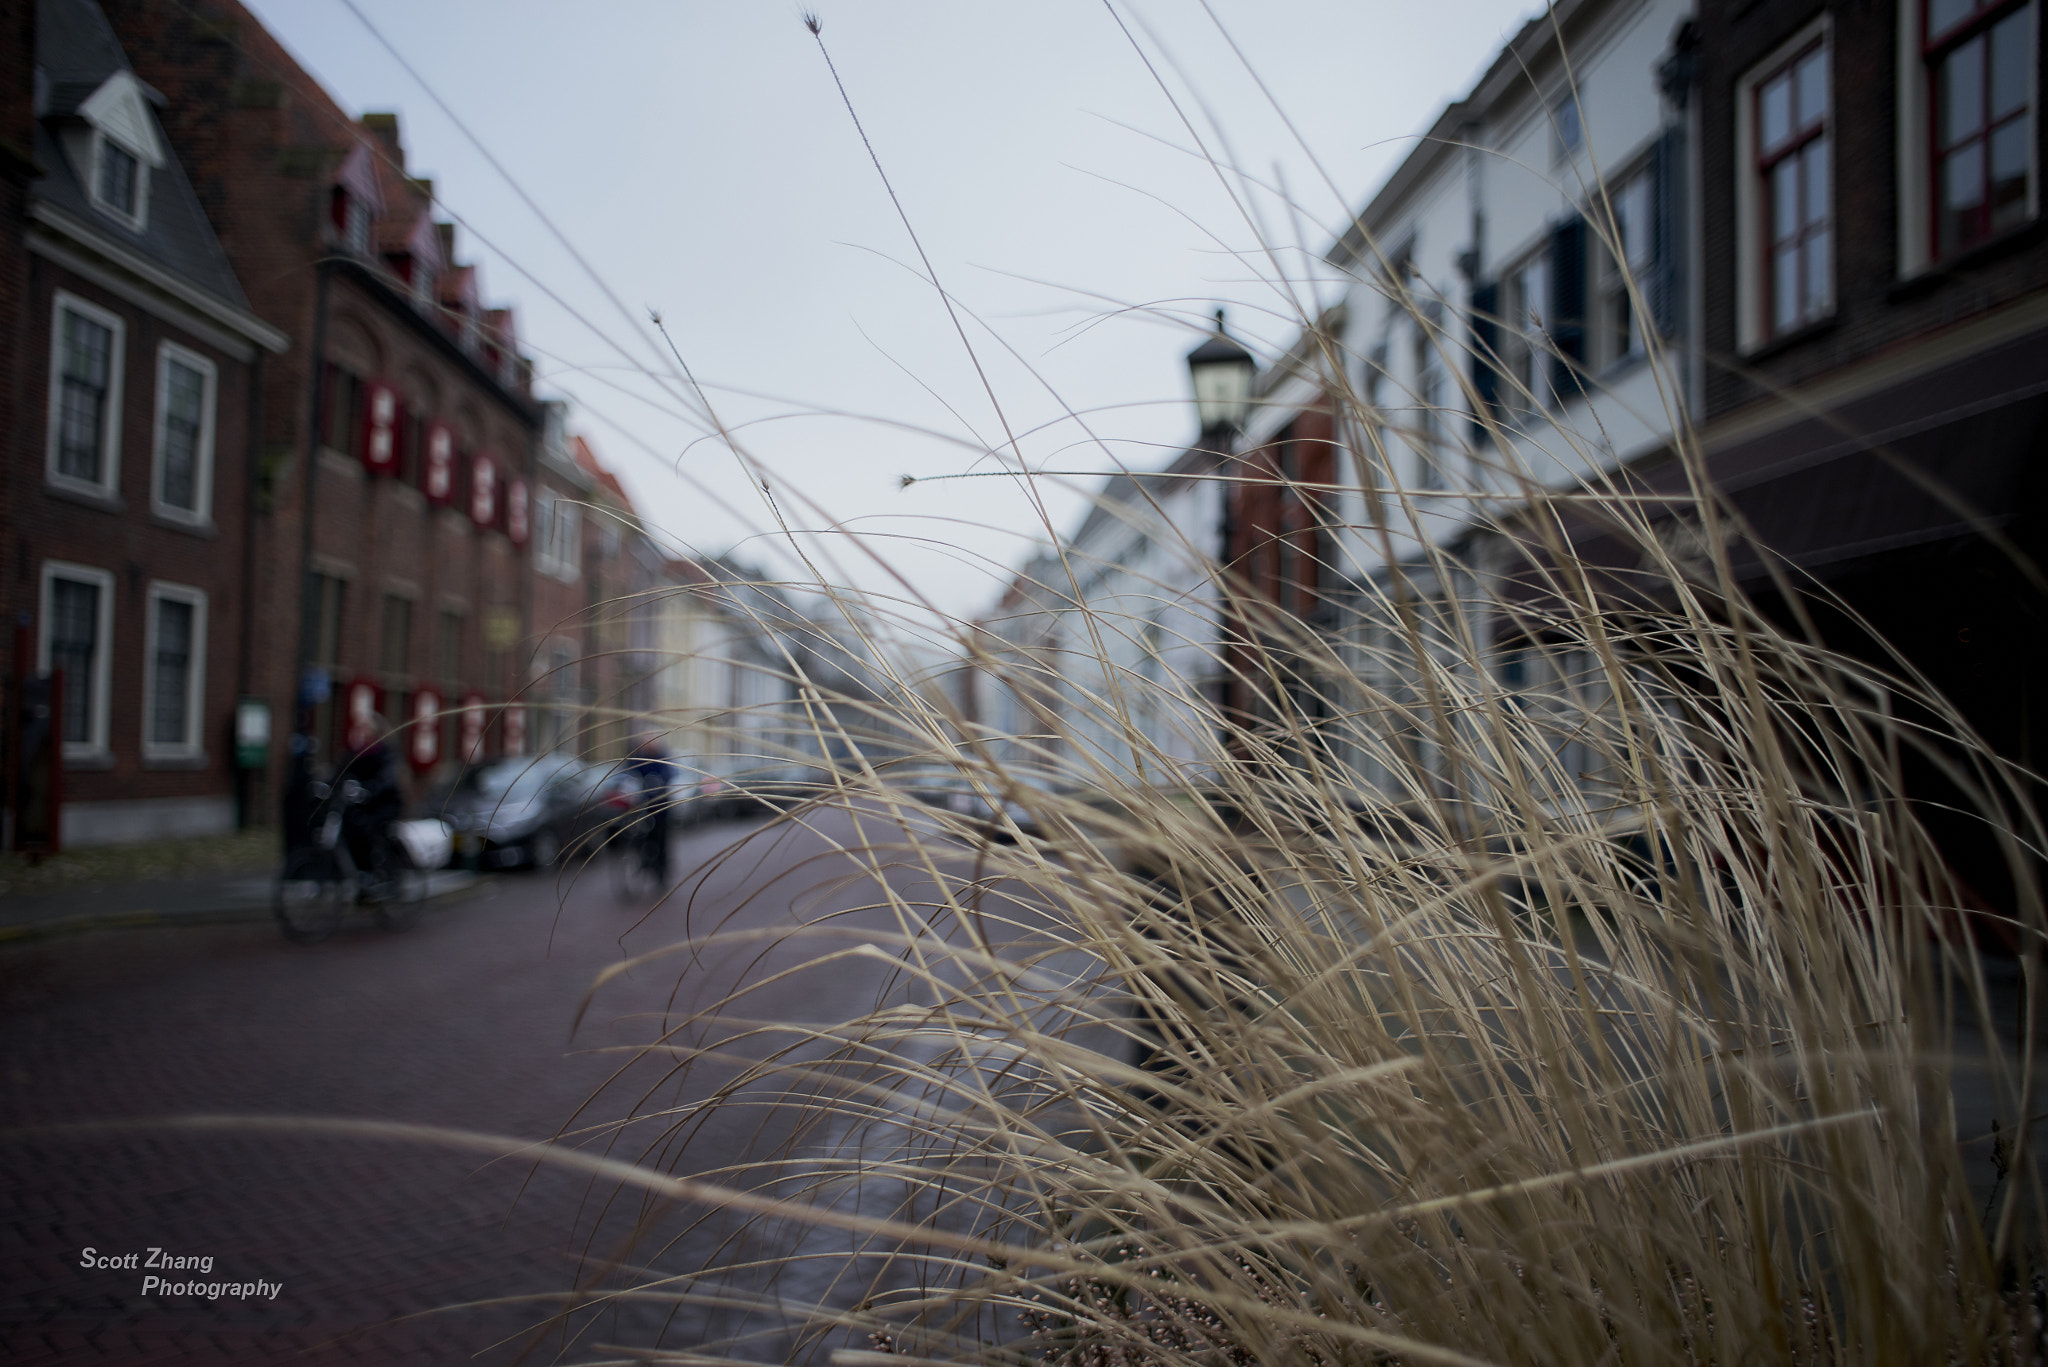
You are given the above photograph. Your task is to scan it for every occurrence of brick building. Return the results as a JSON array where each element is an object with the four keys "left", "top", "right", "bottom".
[
  {"left": 7, "top": 0, "right": 286, "bottom": 845},
  {"left": 1679, "top": 0, "right": 2048, "bottom": 909},
  {"left": 95, "top": 0, "right": 539, "bottom": 816}
]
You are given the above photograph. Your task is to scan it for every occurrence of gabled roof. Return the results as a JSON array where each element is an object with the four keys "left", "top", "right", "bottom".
[
  {"left": 30, "top": 0, "right": 269, "bottom": 334},
  {"left": 571, "top": 434, "right": 638, "bottom": 516}
]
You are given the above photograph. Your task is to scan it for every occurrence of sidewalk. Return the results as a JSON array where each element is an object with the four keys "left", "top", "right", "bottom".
[{"left": 0, "top": 868, "right": 479, "bottom": 944}]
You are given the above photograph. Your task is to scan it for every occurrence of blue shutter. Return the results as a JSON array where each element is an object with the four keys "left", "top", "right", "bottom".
[
  {"left": 1469, "top": 281, "right": 1499, "bottom": 443},
  {"left": 1651, "top": 124, "right": 1686, "bottom": 339},
  {"left": 1548, "top": 217, "right": 1587, "bottom": 399}
]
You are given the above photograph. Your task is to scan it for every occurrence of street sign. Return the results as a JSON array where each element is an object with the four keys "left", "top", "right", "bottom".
[{"left": 235, "top": 697, "right": 271, "bottom": 769}]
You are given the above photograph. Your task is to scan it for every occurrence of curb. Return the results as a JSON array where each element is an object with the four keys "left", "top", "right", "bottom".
[{"left": 0, "top": 873, "right": 486, "bottom": 946}]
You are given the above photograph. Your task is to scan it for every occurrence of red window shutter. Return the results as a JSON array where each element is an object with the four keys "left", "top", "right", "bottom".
[
  {"left": 408, "top": 689, "right": 442, "bottom": 771},
  {"left": 344, "top": 679, "right": 385, "bottom": 754},
  {"left": 361, "top": 381, "right": 399, "bottom": 475},
  {"left": 458, "top": 693, "right": 486, "bottom": 764},
  {"left": 470, "top": 452, "right": 498, "bottom": 527},
  {"left": 424, "top": 423, "right": 455, "bottom": 503}
]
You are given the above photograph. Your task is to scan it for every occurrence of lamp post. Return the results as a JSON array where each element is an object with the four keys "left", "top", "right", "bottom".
[{"left": 1185, "top": 308, "right": 1255, "bottom": 436}]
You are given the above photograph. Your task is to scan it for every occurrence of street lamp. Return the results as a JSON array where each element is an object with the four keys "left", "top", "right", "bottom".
[{"left": 1186, "top": 308, "right": 1256, "bottom": 434}]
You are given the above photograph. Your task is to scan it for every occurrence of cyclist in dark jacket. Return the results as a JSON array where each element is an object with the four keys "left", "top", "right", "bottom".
[
  {"left": 625, "top": 737, "right": 675, "bottom": 887},
  {"left": 341, "top": 716, "right": 405, "bottom": 880}
]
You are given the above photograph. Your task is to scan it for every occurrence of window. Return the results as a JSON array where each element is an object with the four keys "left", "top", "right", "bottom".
[
  {"left": 1928, "top": 0, "right": 2036, "bottom": 257},
  {"left": 1501, "top": 251, "right": 1552, "bottom": 408},
  {"left": 95, "top": 139, "right": 138, "bottom": 217},
  {"left": 1757, "top": 39, "right": 1832, "bottom": 335},
  {"left": 437, "top": 609, "right": 463, "bottom": 683},
  {"left": 1594, "top": 164, "right": 1658, "bottom": 367},
  {"left": 308, "top": 573, "right": 347, "bottom": 669},
  {"left": 379, "top": 594, "right": 413, "bottom": 676},
  {"left": 1411, "top": 324, "right": 1445, "bottom": 491},
  {"left": 334, "top": 188, "right": 372, "bottom": 257},
  {"left": 1554, "top": 91, "right": 1585, "bottom": 162},
  {"left": 535, "top": 489, "right": 581, "bottom": 582},
  {"left": 322, "top": 364, "right": 363, "bottom": 456},
  {"left": 152, "top": 343, "right": 215, "bottom": 523},
  {"left": 47, "top": 292, "right": 124, "bottom": 495},
  {"left": 144, "top": 584, "right": 207, "bottom": 759},
  {"left": 39, "top": 562, "right": 115, "bottom": 760}
]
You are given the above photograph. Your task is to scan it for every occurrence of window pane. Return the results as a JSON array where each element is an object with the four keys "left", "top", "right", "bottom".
[
  {"left": 151, "top": 598, "right": 193, "bottom": 746},
  {"left": 1760, "top": 72, "right": 1793, "bottom": 152},
  {"left": 1930, "top": 0, "right": 1982, "bottom": 38},
  {"left": 1795, "top": 48, "right": 1828, "bottom": 126},
  {"left": 160, "top": 359, "right": 204, "bottom": 510},
  {"left": 50, "top": 578, "right": 98, "bottom": 746},
  {"left": 1773, "top": 244, "right": 1801, "bottom": 331},
  {"left": 1773, "top": 157, "right": 1801, "bottom": 241},
  {"left": 1992, "top": 7, "right": 2034, "bottom": 118},
  {"left": 1945, "top": 139, "right": 1988, "bottom": 212},
  {"left": 57, "top": 310, "right": 111, "bottom": 483},
  {"left": 1802, "top": 139, "right": 1830, "bottom": 232},
  {"left": 1991, "top": 118, "right": 2030, "bottom": 230},
  {"left": 1941, "top": 142, "right": 1988, "bottom": 253},
  {"left": 1619, "top": 172, "right": 1655, "bottom": 268},
  {"left": 96, "top": 141, "right": 136, "bottom": 214},
  {"left": 1802, "top": 228, "right": 1831, "bottom": 316},
  {"left": 1942, "top": 36, "right": 1988, "bottom": 147}
]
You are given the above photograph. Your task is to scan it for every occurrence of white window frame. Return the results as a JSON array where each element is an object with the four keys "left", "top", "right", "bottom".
[
  {"left": 38, "top": 560, "right": 116, "bottom": 763},
  {"left": 1736, "top": 16, "right": 1834, "bottom": 351},
  {"left": 142, "top": 581, "right": 209, "bottom": 763},
  {"left": 151, "top": 341, "right": 217, "bottom": 526},
  {"left": 46, "top": 290, "right": 126, "bottom": 499},
  {"left": 1898, "top": 0, "right": 2040, "bottom": 276},
  {"left": 1591, "top": 158, "right": 1658, "bottom": 371},
  {"left": 536, "top": 489, "right": 581, "bottom": 583},
  {"left": 88, "top": 129, "right": 151, "bottom": 230}
]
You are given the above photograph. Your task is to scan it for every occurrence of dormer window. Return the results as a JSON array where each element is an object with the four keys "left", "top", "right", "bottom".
[
  {"left": 94, "top": 139, "right": 138, "bottom": 217},
  {"left": 333, "top": 188, "right": 372, "bottom": 256},
  {"left": 413, "top": 260, "right": 436, "bottom": 305},
  {"left": 68, "top": 71, "right": 165, "bottom": 231}
]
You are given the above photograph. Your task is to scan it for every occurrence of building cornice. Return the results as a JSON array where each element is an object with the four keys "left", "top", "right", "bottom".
[
  {"left": 329, "top": 254, "right": 540, "bottom": 432},
  {"left": 27, "top": 199, "right": 288, "bottom": 354}
]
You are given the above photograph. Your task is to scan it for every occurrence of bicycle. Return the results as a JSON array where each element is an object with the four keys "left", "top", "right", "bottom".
[
  {"left": 274, "top": 780, "right": 430, "bottom": 943},
  {"left": 608, "top": 801, "right": 670, "bottom": 903}
]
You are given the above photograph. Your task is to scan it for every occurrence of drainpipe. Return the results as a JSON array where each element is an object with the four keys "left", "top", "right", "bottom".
[
  {"left": 235, "top": 349, "right": 263, "bottom": 829},
  {"left": 292, "top": 260, "right": 332, "bottom": 799}
]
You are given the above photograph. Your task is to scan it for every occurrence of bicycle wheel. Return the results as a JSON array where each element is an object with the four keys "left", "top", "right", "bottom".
[
  {"left": 367, "top": 841, "right": 426, "bottom": 932},
  {"left": 610, "top": 827, "right": 655, "bottom": 903},
  {"left": 373, "top": 864, "right": 426, "bottom": 932},
  {"left": 275, "top": 847, "right": 345, "bottom": 944}
]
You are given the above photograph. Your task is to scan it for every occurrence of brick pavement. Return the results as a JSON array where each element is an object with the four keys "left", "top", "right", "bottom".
[{"left": 0, "top": 808, "right": 1022, "bottom": 1365}]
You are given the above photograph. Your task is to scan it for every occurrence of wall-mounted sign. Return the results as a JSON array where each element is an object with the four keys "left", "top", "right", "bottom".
[
  {"left": 506, "top": 478, "right": 530, "bottom": 547},
  {"left": 235, "top": 697, "right": 272, "bottom": 770},
  {"left": 470, "top": 452, "right": 498, "bottom": 527},
  {"left": 362, "top": 380, "right": 399, "bottom": 475},
  {"left": 343, "top": 678, "right": 384, "bottom": 754},
  {"left": 424, "top": 422, "right": 454, "bottom": 503},
  {"left": 408, "top": 688, "right": 441, "bottom": 771},
  {"left": 458, "top": 692, "right": 486, "bottom": 764},
  {"left": 483, "top": 605, "right": 520, "bottom": 650}
]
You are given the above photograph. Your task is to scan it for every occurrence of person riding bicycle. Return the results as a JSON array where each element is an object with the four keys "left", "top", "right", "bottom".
[
  {"left": 624, "top": 735, "right": 675, "bottom": 887},
  {"left": 339, "top": 715, "right": 406, "bottom": 890}
]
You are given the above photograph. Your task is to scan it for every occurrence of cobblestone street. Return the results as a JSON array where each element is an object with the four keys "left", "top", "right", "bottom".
[{"left": 0, "top": 808, "right": 1007, "bottom": 1365}]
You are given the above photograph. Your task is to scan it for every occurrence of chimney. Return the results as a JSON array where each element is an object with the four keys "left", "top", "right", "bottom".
[{"left": 361, "top": 111, "right": 403, "bottom": 167}]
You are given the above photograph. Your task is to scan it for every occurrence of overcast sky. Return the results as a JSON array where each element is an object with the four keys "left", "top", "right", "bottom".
[{"left": 241, "top": 0, "right": 1544, "bottom": 624}]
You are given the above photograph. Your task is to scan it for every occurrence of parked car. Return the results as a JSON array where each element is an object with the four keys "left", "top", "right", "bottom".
[{"left": 430, "top": 752, "right": 594, "bottom": 871}]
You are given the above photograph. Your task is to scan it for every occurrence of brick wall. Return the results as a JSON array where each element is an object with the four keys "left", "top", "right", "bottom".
[{"left": 1697, "top": 0, "right": 2048, "bottom": 420}]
